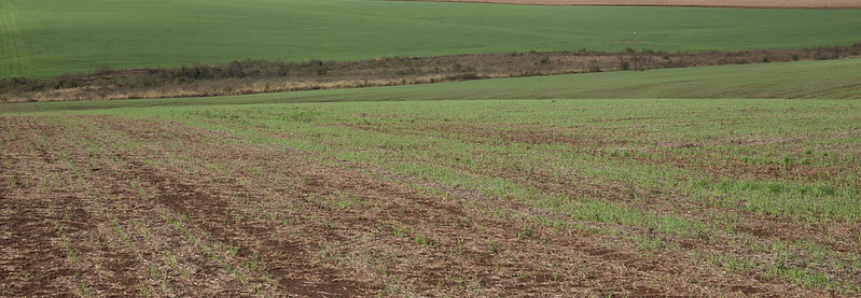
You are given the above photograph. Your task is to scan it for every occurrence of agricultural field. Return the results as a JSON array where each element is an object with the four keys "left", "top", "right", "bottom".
[
  {"left": 2, "top": 61, "right": 861, "bottom": 297},
  {"left": 3, "top": 0, "right": 861, "bottom": 78},
  {"left": 406, "top": 0, "right": 861, "bottom": 9},
  {"left": 3, "top": 58, "right": 859, "bottom": 112},
  {"left": 3, "top": 0, "right": 861, "bottom": 296}
]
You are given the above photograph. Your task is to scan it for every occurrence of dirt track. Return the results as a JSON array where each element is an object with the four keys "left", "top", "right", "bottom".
[{"left": 399, "top": 0, "right": 861, "bottom": 8}]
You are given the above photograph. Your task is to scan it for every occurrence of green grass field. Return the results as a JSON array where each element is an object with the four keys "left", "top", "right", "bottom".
[{"left": 2, "top": 0, "right": 859, "bottom": 78}]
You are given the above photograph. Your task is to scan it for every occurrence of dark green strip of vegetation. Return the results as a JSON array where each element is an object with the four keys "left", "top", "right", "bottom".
[{"left": 1, "top": 43, "right": 858, "bottom": 103}]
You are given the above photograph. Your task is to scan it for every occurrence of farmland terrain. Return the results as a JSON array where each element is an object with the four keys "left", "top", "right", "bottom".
[
  {"left": 2, "top": 0, "right": 861, "bottom": 296},
  {"left": 3, "top": 43, "right": 859, "bottom": 103},
  {"left": 2, "top": 0, "right": 861, "bottom": 79},
  {"left": 399, "top": 0, "right": 861, "bottom": 8},
  {"left": 2, "top": 61, "right": 861, "bottom": 297},
  {"left": 3, "top": 58, "right": 859, "bottom": 114}
]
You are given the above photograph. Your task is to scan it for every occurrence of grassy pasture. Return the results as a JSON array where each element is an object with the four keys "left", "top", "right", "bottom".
[
  {"left": 1, "top": 59, "right": 860, "bottom": 296},
  {"left": 2, "top": 0, "right": 861, "bottom": 78}
]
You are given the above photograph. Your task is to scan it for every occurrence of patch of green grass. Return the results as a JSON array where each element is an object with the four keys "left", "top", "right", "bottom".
[
  {"left": 0, "top": 0, "right": 33, "bottom": 77},
  {"left": 764, "top": 266, "right": 834, "bottom": 289},
  {"left": 5, "top": 0, "right": 861, "bottom": 78}
]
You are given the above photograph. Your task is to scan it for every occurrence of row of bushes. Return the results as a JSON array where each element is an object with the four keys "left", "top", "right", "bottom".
[{"left": 1, "top": 59, "right": 344, "bottom": 92}]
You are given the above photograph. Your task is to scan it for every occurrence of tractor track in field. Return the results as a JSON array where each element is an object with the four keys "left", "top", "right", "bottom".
[
  {"left": 0, "top": 118, "right": 143, "bottom": 297},
  {"left": 0, "top": 0, "right": 32, "bottom": 77}
]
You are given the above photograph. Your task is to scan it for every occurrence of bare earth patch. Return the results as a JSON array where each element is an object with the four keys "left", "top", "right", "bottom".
[
  {"left": 0, "top": 114, "right": 838, "bottom": 297},
  {"left": 395, "top": 0, "right": 861, "bottom": 9},
  {"left": 3, "top": 98, "right": 861, "bottom": 297}
]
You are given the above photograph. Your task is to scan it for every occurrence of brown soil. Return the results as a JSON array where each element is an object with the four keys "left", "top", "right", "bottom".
[
  {"left": 1, "top": 115, "right": 856, "bottom": 297},
  {"left": 395, "top": 0, "right": 861, "bottom": 9}
]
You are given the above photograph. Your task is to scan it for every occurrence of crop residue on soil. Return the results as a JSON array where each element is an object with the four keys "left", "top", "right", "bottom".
[{"left": 2, "top": 98, "right": 860, "bottom": 297}]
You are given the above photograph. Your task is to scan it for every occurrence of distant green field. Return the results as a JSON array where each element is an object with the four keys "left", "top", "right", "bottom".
[
  {"left": 1, "top": 0, "right": 859, "bottom": 79},
  {"left": 3, "top": 58, "right": 858, "bottom": 113}
]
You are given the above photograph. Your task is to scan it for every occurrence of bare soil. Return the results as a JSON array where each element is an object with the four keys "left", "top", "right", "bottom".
[
  {"left": 2, "top": 113, "right": 857, "bottom": 297},
  {"left": 394, "top": 0, "right": 861, "bottom": 9}
]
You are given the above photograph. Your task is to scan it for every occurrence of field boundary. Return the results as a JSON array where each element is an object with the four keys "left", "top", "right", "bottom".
[
  {"left": 0, "top": 0, "right": 32, "bottom": 77},
  {"left": 1, "top": 43, "right": 859, "bottom": 103}
]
